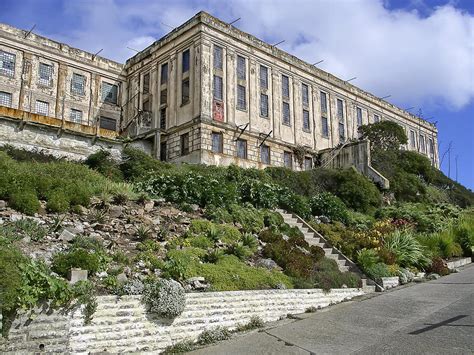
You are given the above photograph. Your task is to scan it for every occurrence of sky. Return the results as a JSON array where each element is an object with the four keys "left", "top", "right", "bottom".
[{"left": 1, "top": 0, "right": 473, "bottom": 189}]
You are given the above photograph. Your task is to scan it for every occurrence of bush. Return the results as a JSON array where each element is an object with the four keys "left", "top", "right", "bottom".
[
  {"left": 142, "top": 278, "right": 186, "bottom": 318},
  {"left": 313, "top": 271, "right": 361, "bottom": 291},
  {"left": 236, "top": 316, "right": 264, "bottom": 332},
  {"left": 120, "top": 146, "right": 169, "bottom": 181},
  {"left": 0, "top": 218, "right": 47, "bottom": 242},
  {"left": 383, "top": 230, "right": 428, "bottom": 268},
  {"left": 46, "top": 189, "right": 71, "bottom": 212},
  {"left": 198, "top": 326, "right": 231, "bottom": 345},
  {"left": 426, "top": 257, "right": 449, "bottom": 276},
  {"left": 357, "top": 249, "right": 380, "bottom": 271},
  {"left": 85, "top": 149, "right": 123, "bottom": 181},
  {"left": 418, "top": 232, "right": 463, "bottom": 259},
  {"left": 363, "top": 263, "right": 391, "bottom": 281},
  {"left": 51, "top": 249, "right": 101, "bottom": 277},
  {"left": 9, "top": 189, "right": 40, "bottom": 215},
  {"left": 310, "top": 192, "right": 349, "bottom": 223},
  {"left": 228, "top": 204, "right": 264, "bottom": 233}
]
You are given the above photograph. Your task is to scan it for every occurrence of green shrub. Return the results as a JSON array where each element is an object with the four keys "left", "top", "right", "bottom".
[
  {"left": 228, "top": 204, "right": 264, "bottom": 233},
  {"left": 47, "top": 189, "right": 71, "bottom": 212},
  {"left": 120, "top": 146, "right": 169, "bottom": 181},
  {"left": 357, "top": 249, "right": 380, "bottom": 271},
  {"left": 198, "top": 326, "right": 231, "bottom": 345},
  {"left": 236, "top": 315, "right": 264, "bottom": 332},
  {"left": 279, "top": 193, "right": 311, "bottom": 219},
  {"left": 143, "top": 278, "right": 186, "bottom": 318},
  {"left": 51, "top": 249, "right": 101, "bottom": 277},
  {"left": 426, "top": 257, "right": 450, "bottom": 276},
  {"left": 262, "top": 210, "right": 284, "bottom": 228},
  {"left": 364, "top": 263, "right": 391, "bottom": 281},
  {"left": 309, "top": 192, "right": 349, "bottom": 223},
  {"left": 313, "top": 271, "right": 361, "bottom": 291},
  {"left": 188, "top": 235, "right": 214, "bottom": 249},
  {"left": 204, "top": 205, "right": 233, "bottom": 223},
  {"left": 226, "top": 242, "right": 253, "bottom": 260},
  {"left": 0, "top": 243, "right": 26, "bottom": 316},
  {"left": 383, "top": 230, "right": 428, "bottom": 268},
  {"left": 9, "top": 189, "right": 40, "bottom": 215},
  {"left": 418, "top": 232, "right": 463, "bottom": 259},
  {"left": 0, "top": 218, "right": 47, "bottom": 242},
  {"left": 85, "top": 149, "right": 123, "bottom": 181}
]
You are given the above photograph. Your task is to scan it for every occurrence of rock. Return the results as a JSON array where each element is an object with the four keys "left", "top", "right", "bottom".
[
  {"left": 275, "top": 283, "right": 287, "bottom": 290},
  {"left": 187, "top": 276, "right": 205, "bottom": 283},
  {"left": 256, "top": 258, "right": 279, "bottom": 270},
  {"left": 190, "top": 204, "right": 200, "bottom": 212},
  {"left": 21, "top": 236, "right": 31, "bottom": 243},
  {"left": 10, "top": 213, "right": 23, "bottom": 222},
  {"left": 59, "top": 229, "right": 76, "bottom": 242},
  {"left": 152, "top": 217, "right": 161, "bottom": 225},
  {"left": 97, "top": 271, "right": 108, "bottom": 278},
  {"left": 68, "top": 268, "right": 88, "bottom": 284},
  {"left": 66, "top": 223, "right": 84, "bottom": 235},
  {"left": 109, "top": 205, "right": 123, "bottom": 218},
  {"left": 319, "top": 215, "right": 331, "bottom": 224},
  {"left": 153, "top": 198, "right": 166, "bottom": 204},
  {"left": 341, "top": 284, "right": 348, "bottom": 288},
  {"left": 427, "top": 273, "right": 440, "bottom": 280},
  {"left": 0, "top": 200, "right": 6, "bottom": 210},
  {"left": 144, "top": 201, "right": 154, "bottom": 212},
  {"left": 116, "top": 273, "right": 128, "bottom": 283}
]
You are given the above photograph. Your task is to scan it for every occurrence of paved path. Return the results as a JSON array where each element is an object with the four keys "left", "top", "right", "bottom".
[{"left": 191, "top": 264, "right": 473, "bottom": 354}]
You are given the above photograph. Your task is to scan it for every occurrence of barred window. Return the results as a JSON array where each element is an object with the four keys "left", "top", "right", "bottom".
[
  {"left": 161, "top": 63, "right": 168, "bottom": 84},
  {"left": 356, "top": 107, "right": 363, "bottom": 126},
  {"left": 321, "top": 116, "right": 329, "bottom": 138},
  {"left": 337, "top": 99, "right": 344, "bottom": 121},
  {"left": 303, "top": 109, "right": 310, "bottom": 131},
  {"left": 339, "top": 122, "right": 345, "bottom": 141},
  {"left": 38, "top": 63, "right": 53, "bottom": 86},
  {"left": 143, "top": 73, "right": 150, "bottom": 94},
  {"left": 374, "top": 114, "right": 380, "bottom": 123},
  {"left": 213, "top": 45, "right": 223, "bottom": 70},
  {"left": 212, "top": 132, "right": 223, "bottom": 153},
  {"left": 237, "top": 84, "right": 246, "bottom": 110},
  {"left": 320, "top": 91, "right": 328, "bottom": 114},
  {"left": 282, "top": 102, "right": 290, "bottom": 125},
  {"left": 302, "top": 84, "right": 309, "bottom": 106},
  {"left": 99, "top": 116, "right": 116, "bottom": 130},
  {"left": 213, "top": 75, "right": 223, "bottom": 100},
  {"left": 182, "top": 79, "right": 190, "bottom": 105},
  {"left": 69, "top": 109, "right": 83, "bottom": 124},
  {"left": 410, "top": 130, "right": 416, "bottom": 149},
  {"left": 160, "top": 89, "right": 167, "bottom": 105},
  {"left": 260, "top": 93, "right": 269, "bottom": 117},
  {"left": 282, "top": 75, "right": 289, "bottom": 99},
  {"left": 304, "top": 157, "right": 312, "bottom": 171},
  {"left": 71, "top": 73, "right": 85, "bottom": 95},
  {"left": 35, "top": 100, "right": 49, "bottom": 116},
  {"left": 182, "top": 49, "right": 190, "bottom": 73},
  {"left": 160, "top": 141, "right": 167, "bottom": 161},
  {"left": 260, "top": 144, "right": 270, "bottom": 165},
  {"left": 160, "top": 107, "right": 166, "bottom": 129},
  {"left": 419, "top": 134, "right": 426, "bottom": 153},
  {"left": 101, "top": 82, "right": 118, "bottom": 104},
  {"left": 283, "top": 151, "right": 293, "bottom": 169},
  {"left": 181, "top": 133, "right": 189, "bottom": 156},
  {"left": 237, "top": 55, "right": 246, "bottom": 80},
  {"left": 0, "top": 91, "right": 12, "bottom": 107},
  {"left": 0, "top": 50, "right": 15, "bottom": 77},
  {"left": 260, "top": 65, "right": 268, "bottom": 89},
  {"left": 236, "top": 139, "right": 247, "bottom": 159}
]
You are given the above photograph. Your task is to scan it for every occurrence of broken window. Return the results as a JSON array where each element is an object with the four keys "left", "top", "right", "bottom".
[
  {"left": 38, "top": 63, "right": 53, "bottom": 86},
  {"left": 303, "top": 109, "right": 310, "bottom": 131},
  {"left": 283, "top": 151, "right": 293, "bottom": 169},
  {"left": 181, "top": 79, "right": 190, "bottom": 105},
  {"left": 356, "top": 107, "right": 363, "bottom": 127},
  {"left": 160, "top": 107, "right": 166, "bottom": 129},
  {"left": 236, "top": 139, "right": 247, "bottom": 159},
  {"left": 0, "top": 91, "right": 12, "bottom": 107},
  {"left": 35, "top": 100, "right": 49, "bottom": 116},
  {"left": 260, "top": 93, "right": 268, "bottom": 117},
  {"left": 213, "top": 75, "right": 223, "bottom": 100},
  {"left": 181, "top": 133, "right": 190, "bottom": 156},
  {"left": 260, "top": 65, "right": 268, "bottom": 89},
  {"left": 211, "top": 132, "right": 223, "bottom": 153},
  {"left": 282, "top": 102, "right": 290, "bottom": 125},
  {"left": 321, "top": 116, "right": 329, "bottom": 138},
  {"left": 182, "top": 49, "right": 190, "bottom": 73},
  {"left": 282, "top": 75, "right": 289, "bottom": 99},
  {"left": 237, "top": 55, "right": 246, "bottom": 80},
  {"left": 161, "top": 63, "right": 168, "bottom": 84},
  {"left": 99, "top": 116, "right": 116, "bottom": 130},
  {"left": 374, "top": 114, "right": 380, "bottom": 123},
  {"left": 69, "top": 109, "right": 83, "bottom": 124},
  {"left": 237, "top": 84, "right": 246, "bottom": 110},
  {"left": 260, "top": 144, "right": 270, "bottom": 165},
  {"left": 0, "top": 50, "right": 15, "bottom": 77},
  {"left": 101, "top": 82, "right": 118, "bottom": 104},
  {"left": 160, "top": 141, "right": 167, "bottom": 161},
  {"left": 302, "top": 83, "right": 309, "bottom": 106},
  {"left": 143, "top": 73, "right": 150, "bottom": 94},
  {"left": 304, "top": 157, "right": 313, "bottom": 171},
  {"left": 213, "top": 45, "right": 223, "bottom": 70},
  {"left": 71, "top": 73, "right": 85, "bottom": 95}
]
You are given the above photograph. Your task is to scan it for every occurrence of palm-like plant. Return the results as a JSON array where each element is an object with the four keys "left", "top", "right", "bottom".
[{"left": 383, "top": 230, "right": 429, "bottom": 268}]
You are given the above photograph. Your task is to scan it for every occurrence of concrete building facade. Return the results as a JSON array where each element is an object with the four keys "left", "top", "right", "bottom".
[{"left": 0, "top": 12, "right": 439, "bottom": 173}]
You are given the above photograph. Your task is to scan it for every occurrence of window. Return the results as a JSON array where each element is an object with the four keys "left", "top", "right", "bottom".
[
  {"left": 410, "top": 130, "right": 416, "bottom": 149},
  {"left": 356, "top": 107, "right": 363, "bottom": 126},
  {"left": 374, "top": 114, "right": 380, "bottom": 123},
  {"left": 336, "top": 99, "right": 344, "bottom": 120},
  {"left": 71, "top": 73, "right": 85, "bottom": 95},
  {"left": 180, "top": 133, "right": 189, "bottom": 156},
  {"left": 160, "top": 141, "right": 167, "bottom": 161},
  {"left": 304, "top": 157, "right": 313, "bottom": 171},
  {"left": 302, "top": 84, "right": 309, "bottom": 106},
  {"left": 282, "top": 75, "right": 289, "bottom": 99},
  {"left": 160, "top": 108, "right": 166, "bottom": 129},
  {"left": 69, "top": 109, "right": 82, "bottom": 123},
  {"left": 0, "top": 91, "right": 12, "bottom": 107},
  {"left": 182, "top": 49, "right": 190, "bottom": 73},
  {"left": 339, "top": 122, "right": 345, "bottom": 141},
  {"left": 143, "top": 73, "right": 150, "bottom": 94},
  {"left": 321, "top": 116, "right": 329, "bottom": 138},
  {"left": 101, "top": 82, "right": 118, "bottom": 104},
  {"left": 282, "top": 102, "right": 290, "bottom": 125},
  {"left": 237, "top": 84, "right": 246, "bottom": 110},
  {"left": 260, "top": 144, "right": 270, "bottom": 165},
  {"left": 303, "top": 109, "right": 310, "bottom": 131},
  {"left": 160, "top": 89, "right": 168, "bottom": 105},
  {"left": 38, "top": 63, "right": 53, "bottom": 86},
  {"left": 260, "top": 65, "right": 268, "bottom": 89},
  {"left": 142, "top": 99, "right": 150, "bottom": 112},
  {"left": 0, "top": 50, "right": 15, "bottom": 77},
  {"left": 429, "top": 138, "right": 434, "bottom": 156},
  {"left": 419, "top": 134, "right": 426, "bottom": 153},
  {"left": 260, "top": 93, "right": 269, "bottom": 117},
  {"left": 35, "top": 100, "right": 49, "bottom": 116},
  {"left": 161, "top": 63, "right": 168, "bottom": 84},
  {"left": 211, "top": 132, "right": 223, "bottom": 153},
  {"left": 283, "top": 151, "right": 293, "bottom": 169},
  {"left": 213, "top": 45, "right": 223, "bottom": 70},
  {"left": 182, "top": 79, "right": 190, "bottom": 105},
  {"left": 236, "top": 139, "right": 247, "bottom": 159},
  {"left": 213, "top": 75, "right": 223, "bottom": 100},
  {"left": 237, "top": 55, "right": 246, "bottom": 80},
  {"left": 99, "top": 116, "right": 117, "bottom": 130},
  {"left": 320, "top": 91, "right": 328, "bottom": 113}
]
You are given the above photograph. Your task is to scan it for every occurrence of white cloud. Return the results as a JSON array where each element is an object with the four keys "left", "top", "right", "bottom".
[{"left": 53, "top": 0, "right": 474, "bottom": 111}]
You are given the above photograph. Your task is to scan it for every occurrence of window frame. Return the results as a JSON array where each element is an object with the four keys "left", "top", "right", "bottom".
[
  {"left": 302, "top": 83, "right": 309, "bottom": 107},
  {"left": 283, "top": 151, "right": 293, "bottom": 169},
  {"left": 99, "top": 116, "right": 117, "bottom": 131},
  {"left": 38, "top": 62, "right": 53, "bottom": 87},
  {"left": 237, "top": 84, "right": 247, "bottom": 111},
  {"left": 260, "top": 93, "right": 269, "bottom": 118},
  {"left": 0, "top": 50, "right": 16, "bottom": 77},
  {"left": 304, "top": 156, "right": 313, "bottom": 171},
  {"left": 321, "top": 116, "right": 329, "bottom": 138},
  {"left": 213, "top": 45, "right": 223, "bottom": 70},
  {"left": 143, "top": 72, "right": 150, "bottom": 94},
  {"left": 303, "top": 109, "right": 310, "bottom": 131},
  {"left": 236, "top": 139, "right": 247, "bottom": 159},
  {"left": 281, "top": 74, "right": 290, "bottom": 99},
  {"left": 71, "top": 73, "right": 85, "bottom": 96},
  {"left": 259, "top": 65, "right": 268, "bottom": 89},
  {"left": 260, "top": 144, "right": 271, "bottom": 165},
  {"left": 213, "top": 75, "right": 223, "bottom": 101},
  {"left": 282, "top": 101, "right": 291, "bottom": 126},
  {"left": 181, "top": 78, "right": 190, "bottom": 105},
  {"left": 180, "top": 132, "right": 190, "bottom": 156},
  {"left": 69, "top": 108, "right": 83, "bottom": 124},
  {"left": 211, "top": 132, "right": 223, "bottom": 154},
  {"left": 161, "top": 63, "right": 169, "bottom": 84},
  {"left": 356, "top": 107, "right": 363, "bottom": 127},
  {"left": 0, "top": 91, "right": 12, "bottom": 107},
  {"left": 236, "top": 55, "right": 246, "bottom": 80},
  {"left": 35, "top": 100, "right": 49, "bottom": 116},
  {"left": 101, "top": 82, "right": 118, "bottom": 105},
  {"left": 182, "top": 49, "right": 190, "bottom": 73}
]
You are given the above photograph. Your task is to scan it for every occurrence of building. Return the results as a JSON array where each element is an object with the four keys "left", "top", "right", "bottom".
[{"left": 0, "top": 11, "right": 439, "bottom": 172}]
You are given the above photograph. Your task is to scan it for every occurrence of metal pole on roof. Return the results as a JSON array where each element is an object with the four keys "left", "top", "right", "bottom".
[
  {"left": 92, "top": 49, "right": 103, "bottom": 60},
  {"left": 161, "top": 22, "right": 174, "bottom": 30},
  {"left": 24, "top": 24, "right": 36, "bottom": 39},
  {"left": 404, "top": 107, "right": 414, "bottom": 111},
  {"left": 380, "top": 95, "right": 391, "bottom": 100},
  {"left": 313, "top": 60, "right": 324, "bottom": 66},
  {"left": 127, "top": 46, "right": 139, "bottom": 53},
  {"left": 272, "top": 40, "right": 285, "bottom": 47},
  {"left": 229, "top": 17, "right": 241, "bottom": 25},
  {"left": 346, "top": 77, "right": 357, "bottom": 82}
]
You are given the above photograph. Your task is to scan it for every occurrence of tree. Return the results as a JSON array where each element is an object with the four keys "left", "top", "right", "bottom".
[{"left": 358, "top": 121, "right": 408, "bottom": 152}]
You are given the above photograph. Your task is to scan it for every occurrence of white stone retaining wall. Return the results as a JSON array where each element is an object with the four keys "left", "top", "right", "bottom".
[
  {"left": 446, "top": 257, "right": 472, "bottom": 270},
  {"left": 1, "top": 288, "right": 364, "bottom": 354}
]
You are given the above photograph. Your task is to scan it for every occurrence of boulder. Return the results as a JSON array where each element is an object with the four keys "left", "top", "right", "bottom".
[
  {"left": 59, "top": 229, "right": 76, "bottom": 242},
  {"left": 116, "top": 273, "right": 128, "bottom": 283},
  {"left": 256, "top": 258, "right": 279, "bottom": 270},
  {"left": 0, "top": 200, "right": 6, "bottom": 210},
  {"left": 144, "top": 201, "right": 155, "bottom": 212},
  {"left": 109, "top": 205, "right": 123, "bottom": 218},
  {"left": 68, "top": 268, "right": 88, "bottom": 284},
  {"left": 319, "top": 215, "right": 331, "bottom": 224}
]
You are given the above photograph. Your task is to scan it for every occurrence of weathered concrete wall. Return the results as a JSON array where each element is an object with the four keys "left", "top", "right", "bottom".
[{"left": 1, "top": 288, "right": 364, "bottom": 354}]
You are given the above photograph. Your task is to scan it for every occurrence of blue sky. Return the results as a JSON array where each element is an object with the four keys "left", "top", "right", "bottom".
[{"left": 1, "top": 0, "right": 473, "bottom": 189}]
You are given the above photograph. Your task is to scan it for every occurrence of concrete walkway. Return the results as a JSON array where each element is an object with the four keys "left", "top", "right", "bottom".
[{"left": 191, "top": 264, "right": 474, "bottom": 354}]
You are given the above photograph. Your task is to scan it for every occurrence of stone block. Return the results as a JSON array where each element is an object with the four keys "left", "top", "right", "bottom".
[
  {"left": 68, "top": 268, "right": 88, "bottom": 284},
  {"left": 59, "top": 228, "right": 75, "bottom": 242}
]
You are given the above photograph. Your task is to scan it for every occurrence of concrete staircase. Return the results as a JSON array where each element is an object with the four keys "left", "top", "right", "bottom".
[{"left": 276, "top": 209, "right": 375, "bottom": 292}]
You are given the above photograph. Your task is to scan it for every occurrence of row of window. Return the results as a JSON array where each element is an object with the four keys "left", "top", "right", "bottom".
[
  {"left": 409, "top": 129, "right": 435, "bottom": 156},
  {"left": 0, "top": 49, "right": 119, "bottom": 104}
]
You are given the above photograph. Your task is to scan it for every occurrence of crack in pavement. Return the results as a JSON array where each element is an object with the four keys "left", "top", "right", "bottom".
[{"left": 263, "top": 330, "right": 316, "bottom": 355}]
